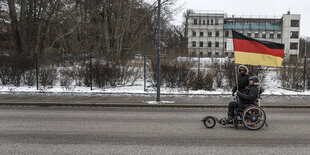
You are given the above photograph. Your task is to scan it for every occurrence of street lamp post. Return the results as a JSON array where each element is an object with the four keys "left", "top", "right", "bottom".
[{"left": 156, "top": 0, "right": 161, "bottom": 102}]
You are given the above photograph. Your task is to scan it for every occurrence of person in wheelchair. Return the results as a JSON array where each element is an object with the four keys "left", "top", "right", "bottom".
[{"left": 227, "top": 76, "right": 260, "bottom": 123}]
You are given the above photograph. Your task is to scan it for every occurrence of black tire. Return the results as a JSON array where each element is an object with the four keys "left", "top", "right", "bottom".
[
  {"left": 202, "top": 116, "right": 216, "bottom": 128},
  {"left": 242, "top": 106, "right": 266, "bottom": 130}
]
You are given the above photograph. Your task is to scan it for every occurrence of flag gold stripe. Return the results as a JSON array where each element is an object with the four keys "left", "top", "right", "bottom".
[{"left": 234, "top": 51, "right": 283, "bottom": 67}]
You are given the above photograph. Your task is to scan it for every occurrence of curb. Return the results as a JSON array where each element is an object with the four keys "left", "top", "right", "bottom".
[{"left": 0, "top": 102, "right": 309, "bottom": 109}]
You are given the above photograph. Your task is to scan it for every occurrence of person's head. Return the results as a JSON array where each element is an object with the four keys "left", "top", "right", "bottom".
[
  {"left": 238, "top": 65, "right": 248, "bottom": 75},
  {"left": 249, "top": 76, "right": 259, "bottom": 85},
  {"left": 239, "top": 68, "right": 246, "bottom": 74}
]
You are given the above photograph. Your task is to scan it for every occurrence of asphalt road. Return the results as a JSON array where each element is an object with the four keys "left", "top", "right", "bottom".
[{"left": 0, "top": 106, "right": 309, "bottom": 155}]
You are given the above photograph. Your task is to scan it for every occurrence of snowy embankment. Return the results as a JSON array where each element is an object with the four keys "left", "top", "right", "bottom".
[{"left": 0, "top": 69, "right": 309, "bottom": 96}]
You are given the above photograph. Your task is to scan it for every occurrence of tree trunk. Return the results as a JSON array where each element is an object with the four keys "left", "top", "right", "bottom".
[
  {"left": 7, "top": 0, "right": 22, "bottom": 54},
  {"left": 102, "top": 0, "right": 111, "bottom": 59}
]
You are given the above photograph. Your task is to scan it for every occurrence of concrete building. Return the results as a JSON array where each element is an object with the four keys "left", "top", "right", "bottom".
[{"left": 188, "top": 11, "right": 301, "bottom": 59}]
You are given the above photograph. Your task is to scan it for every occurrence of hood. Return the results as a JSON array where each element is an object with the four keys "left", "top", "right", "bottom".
[{"left": 238, "top": 65, "right": 249, "bottom": 75}]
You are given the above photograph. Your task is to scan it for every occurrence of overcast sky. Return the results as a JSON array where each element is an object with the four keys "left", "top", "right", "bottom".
[{"left": 167, "top": 0, "right": 310, "bottom": 37}]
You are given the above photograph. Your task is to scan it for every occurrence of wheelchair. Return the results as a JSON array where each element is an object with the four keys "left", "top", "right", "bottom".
[{"left": 202, "top": 90, "right": 267, "bottom": 130}]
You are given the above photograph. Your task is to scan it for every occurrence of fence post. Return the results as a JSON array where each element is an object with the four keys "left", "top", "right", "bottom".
[
  {"left": 35, "top": 53, "right": 39, "bottom": 90},
  {"left": 90, "top": 53, "right": 92, "bottom": 91},
  {"left": 304, "top": 41, "right": 307, "bottom": 91},
  {"left": 144, "top": 55, "right": 147, "bottom": 91},
  {"left": 197, "top": 53, "right": 201, "bottom": 89}
]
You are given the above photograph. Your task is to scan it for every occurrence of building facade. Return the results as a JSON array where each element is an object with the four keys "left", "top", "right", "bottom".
[{"left": 188, "top": 11, "right": 301, "bottom": 59}]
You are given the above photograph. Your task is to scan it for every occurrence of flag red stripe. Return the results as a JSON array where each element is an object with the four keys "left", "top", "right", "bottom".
[{"left": 233, "top": 39, "right": 284, "bottom": 58}]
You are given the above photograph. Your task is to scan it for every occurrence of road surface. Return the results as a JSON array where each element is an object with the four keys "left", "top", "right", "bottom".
[{"left": 0, "top": 106, "right": 309, "bottom": 154}]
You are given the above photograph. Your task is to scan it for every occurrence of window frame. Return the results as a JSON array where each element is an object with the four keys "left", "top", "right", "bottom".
[{"left": 192, "top": 41, "right": 196, "bottom": 47}]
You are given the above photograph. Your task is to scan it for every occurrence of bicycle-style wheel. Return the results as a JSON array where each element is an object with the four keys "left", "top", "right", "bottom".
[
  {"left": 242, "top": 106, "right": 266, "bottom": 130},
  {"left": 202, "top": 116, "right": 216, "bottom": 128}
]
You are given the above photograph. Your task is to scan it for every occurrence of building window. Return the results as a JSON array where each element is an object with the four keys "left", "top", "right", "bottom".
[
  {"left": 208, "top": 41, "right": 212, "bottom": 47},
  {"left": 290, "top": 42, "right": 298, "bottom": 50},
  {"left": 215, "top": 42, "right": 219, "bottom": 47},
  {"left": 290, "top": 31, "right": 299, "bottom": 38},
  {"left": 203, "top": 20, "right": 205, "bottom": 25},
  {"left": 192, "top": 41, "right": 196, "bottom": 47},
  {"left": 194, "top": 19, "right": 197, "bottom": 25},
  {"left": 255, "top": 32, "right": 259, "bottom": 38},
  {"left": 215, "top": 53, "right": 219, "bottom": 57},
  {"left": 262, "top": 32, "right": 266, "bottom": 38},
  {"left": 291, "top": 20, "right": 299, "bottom": 27},
  {"left": 215, "top": 19, "right": 219, "bottom": 25},
  {"left": 277, "top": 32, "right": 281, "bottom": 39},
  {"left": 200, "top": 32, "right": 204, "bottom": 37},
  {"left": 269, "top": 32, "right": 274, "bottom": 38},
  {"left": 247, "top": 32, "right": 251, "bottom": 37},
  {"left": 199, "top": 19, "right": 201, "bottom": 25},
  {"left": 225, "top": 31, "right": 229, "bottom": 37},
  {"left": 192, "top": 31, "right": 196, "bottom": 37},
  {"left": 208, "top": 31, "right": 212, "bottom": 37},
  {"left": 290, "top": 54, "right": 298, "bottom": 59},
  {"left": 225, "top": 53, "right": 228, "bottom": 56},
  {"left": 200, "top": 41, "right": 203, "bottom": 47},
  {"left": 224, "top": 42, "right": 227, "bottom": 49},
  {"left": 200, "top": 52, "right": 203, "bottom": 56},
  {"left": 208, "top": 52, "right": 212, "bottom": 57},
  {"left": 207, "top": 20, "right": 209, "bottom": 25},
  {"left": 216, "top": 31, "right": 219, "bottom": 37},
  {"left": 211, "top": 19, "right": 213, "bottom": 25}
]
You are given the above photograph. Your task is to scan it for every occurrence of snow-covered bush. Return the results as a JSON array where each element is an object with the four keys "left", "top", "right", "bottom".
[
  {"left": 187, "top": 71, "right": 214, "bottom": 91},
  {"left": 278, "top": 59, "right": 303, "bottom": 90},
  {"left": 23, "top": 69, "right": 36, "bottom": 86},
  {"left": 76, "top": 63, "right": 90, "bottom": 87},
  {"left": 222, "top": 59, "right": 236, "bottom": 88},
  {"left": 0, "top": 61, "right": 10, "bottom": 85},
  {"left": 149, "top": 58, "right": 210, "bottom": 90},
  {"left": 39, "top": 65, "right": 57, "bottom": 88},
  {"left": 119, "top": 60, "right": 142, "bottom": 86},
  {"left": 0, "top": 56, "right": 34, "bottom": 86},
  {"left": 92, "top": 62, "right": 121, "bottom": 87},
  {"left": 59, "top": 67, "right": 75, "bottom": 90},
  {"left": 211, "top": 62, "right": 224, "bottom": 88}
]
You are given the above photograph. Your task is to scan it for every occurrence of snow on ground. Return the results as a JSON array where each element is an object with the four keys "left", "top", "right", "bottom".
[
  {"left": 144, "top": 101, "right": 176, "bottom": 104},
  {"left": 0, "top": 69, "right": 309, "bottom": 96}
]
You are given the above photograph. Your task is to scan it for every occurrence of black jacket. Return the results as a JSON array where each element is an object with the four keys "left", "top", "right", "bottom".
[
  {"left": 237, "top": 84, "right": 259, "bottom": 105},
  {"left": 232, "top": 74, "right": 250, "bottom": 93}
]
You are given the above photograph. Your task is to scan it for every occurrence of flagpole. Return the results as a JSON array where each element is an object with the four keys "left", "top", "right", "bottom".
[
  {"left": 233, "top": 30, "right": 239, "bottom": 98},
  {"left": 232, "top": 29, "right": 239, "bottom": 94},
  {"left": 235, "top": 64, "right": 239, "bottom": 94},
  {"left": 234, "top": 63, "right": 240, "bottom": 106}
]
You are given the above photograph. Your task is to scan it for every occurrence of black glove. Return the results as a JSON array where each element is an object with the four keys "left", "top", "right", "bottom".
[{"left": 236, "top": 91, "right": 241, "bottom": 96}]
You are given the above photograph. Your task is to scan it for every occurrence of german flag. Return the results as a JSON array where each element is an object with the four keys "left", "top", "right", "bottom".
[{"left": 233, "top": 30, "right": 284, "bottom": 67}]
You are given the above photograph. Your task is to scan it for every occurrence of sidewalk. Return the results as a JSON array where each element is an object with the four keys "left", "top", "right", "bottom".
[{"left": 0, "top": 93, "right": 310, "bottom": 108}]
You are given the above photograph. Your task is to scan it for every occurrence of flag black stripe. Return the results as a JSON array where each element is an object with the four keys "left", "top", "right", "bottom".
[{"left": 232, "top": 30, "right": 284, "bottom": 50}]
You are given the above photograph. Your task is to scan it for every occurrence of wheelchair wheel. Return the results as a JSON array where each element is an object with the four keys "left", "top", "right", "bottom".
[
  {"left": 202, "top": 116, "right": 216, "bottom": 128},
  {"left": 242, "top": 106, "right": 266, "bottom": 130}
]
